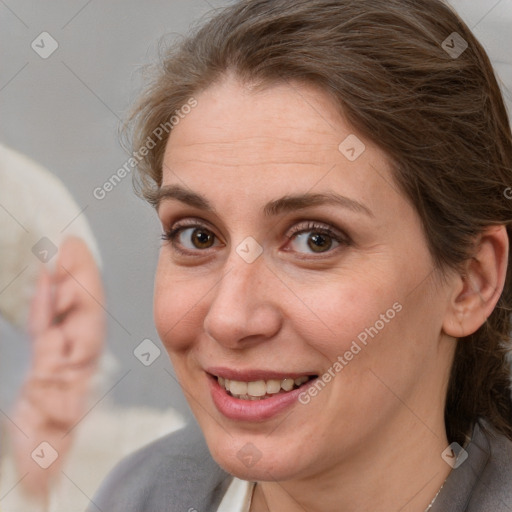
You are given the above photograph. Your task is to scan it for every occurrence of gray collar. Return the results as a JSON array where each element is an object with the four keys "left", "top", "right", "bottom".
[{"left": 431, "top": 421, "right": 499, "bottom": 512}]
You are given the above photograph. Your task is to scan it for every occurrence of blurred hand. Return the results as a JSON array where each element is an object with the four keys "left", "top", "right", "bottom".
[{"left": 9, "top": 236, "right": 105, "bottom": 498}]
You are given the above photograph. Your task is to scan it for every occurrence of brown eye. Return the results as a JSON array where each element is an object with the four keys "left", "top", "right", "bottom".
[
  {"left": 164, "top": 225, "right": 220, "bottom": 252},
  {"left": 289, "top": 230, "right": 339, "bottom": 254},
  {"left": 191, "top": 228, "right": 215, "bottom": 249},
  {"left": 307, "top": 233, "right": 333, "bottom": 252}
]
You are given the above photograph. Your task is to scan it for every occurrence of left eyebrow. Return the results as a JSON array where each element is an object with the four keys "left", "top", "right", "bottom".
[
  {"left": 264, "top": 193, "right": 374, "bottom": 218},
  {"left": 154, "top": 185, "right": 373, "bottom": 218}
]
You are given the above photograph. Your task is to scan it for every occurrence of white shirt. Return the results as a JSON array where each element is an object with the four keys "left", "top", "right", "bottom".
[{"left": 217, "top": 478, "right": 255, "bottom": 512}]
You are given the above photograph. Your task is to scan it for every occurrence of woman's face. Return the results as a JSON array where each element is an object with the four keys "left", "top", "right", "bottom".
[{"left": 154, "top": 76, "right": 456, "bottom": 481}]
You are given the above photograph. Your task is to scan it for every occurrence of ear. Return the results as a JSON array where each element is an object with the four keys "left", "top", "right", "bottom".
[{"left": 443, "top": 225, "right": 509, "bottom": 338}]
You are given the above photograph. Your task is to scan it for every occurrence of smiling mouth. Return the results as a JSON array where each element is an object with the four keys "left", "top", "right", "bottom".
[{"left": 215, "top": 375, "right": 317, "bottom": 400}]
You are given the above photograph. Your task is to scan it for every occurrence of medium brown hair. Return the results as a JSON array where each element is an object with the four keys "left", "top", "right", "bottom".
[{"left": 128, "top": 0, "right": 512, "bottom": 444}]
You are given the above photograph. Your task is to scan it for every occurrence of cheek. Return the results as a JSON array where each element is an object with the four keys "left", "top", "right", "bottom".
[
  {"left": 291, "top": 272, "right": 401, "bottom": 361},
  {"left": 153, "top": 262, "right": 206, "bottom": 353},
  {"left": 291, "top": 268, "right": 433, "bottom": 411},
  {"left": 326, "top": 280, "right": 442, "bottom": 409}
]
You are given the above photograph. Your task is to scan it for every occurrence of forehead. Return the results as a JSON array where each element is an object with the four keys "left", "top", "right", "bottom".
[
  {"left": 161, "top": 76, "right": 398, "bottom": 214},
  {"left": 165, "top": 77, "right": 362, "bottom": 165}
]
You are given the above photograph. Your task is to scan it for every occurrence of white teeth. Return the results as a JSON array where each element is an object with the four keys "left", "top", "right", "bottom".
[
  {"left": 229, "top": 380, "right": 248, "bottom": 395},
  {"left": 247, "top": 380, "right": 267, "bottom": 397},
  {"left": 294, "top": 376, "right": 309, "bottom": 386},
  {"left": 281, "top": 378, "right": 294, "bottom": 391},
  {"left": 266, "top": 379, "right": 281, "bottom": 394},
  {"left": 217, "top": 375, "right": 313, "bottom": 400}
]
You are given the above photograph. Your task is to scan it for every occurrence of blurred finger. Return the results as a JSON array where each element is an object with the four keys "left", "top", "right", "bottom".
[{"left": 28, "top": 266, "right": 55, "bottom": 338}]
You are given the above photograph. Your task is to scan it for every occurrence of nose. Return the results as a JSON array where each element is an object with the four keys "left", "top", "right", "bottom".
[{"left": 203, "top": 253, "right": 282, "bottom": 349}]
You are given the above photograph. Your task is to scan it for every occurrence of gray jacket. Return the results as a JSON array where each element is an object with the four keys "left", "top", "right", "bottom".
[{"left": 88, "top": 420, "right": 512, "bottom": 511}]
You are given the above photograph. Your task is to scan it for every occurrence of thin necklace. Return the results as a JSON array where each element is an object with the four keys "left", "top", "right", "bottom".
[
  {"left": 252, "top": 481, "right": 446, "bottom": 512},
  {"left": 423, "top": 481, "right": 445, "bottom": 512}
]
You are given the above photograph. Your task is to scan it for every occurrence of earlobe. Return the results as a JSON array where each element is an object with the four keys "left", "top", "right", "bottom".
[{"left": 442, "top": 225, "right": 509, "bottom": 338}]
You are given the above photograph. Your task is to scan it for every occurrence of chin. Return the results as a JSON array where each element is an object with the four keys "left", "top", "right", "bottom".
[{"left": 204, "top": 429, "right": 309, "bottom": 482}]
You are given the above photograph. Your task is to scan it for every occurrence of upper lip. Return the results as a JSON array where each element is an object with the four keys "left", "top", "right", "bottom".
[{"left": 206, "top": 367, "right": 317, "bottom": 382}]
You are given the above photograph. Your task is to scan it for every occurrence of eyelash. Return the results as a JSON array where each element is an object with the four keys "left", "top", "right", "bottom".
[
  {"left": 285, "top": 221, "right": 348, "bottom": 244},
  {"left": 161, "top": 220, "right": 211, "bottom": 256},
  {"left": 161, "top": 219, "right": 350, "bottom": 256}
]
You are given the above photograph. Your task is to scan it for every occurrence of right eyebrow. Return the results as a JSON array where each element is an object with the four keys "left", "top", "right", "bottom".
[{"left": 153, "top": 185, "right": 216, "bottom": 213}]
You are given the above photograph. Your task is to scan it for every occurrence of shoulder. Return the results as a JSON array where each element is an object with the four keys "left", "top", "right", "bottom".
[
  {"left": 88, "top": 422, "right": 232, "bottom": 512},
  {"left": 433, "top": 420, "right": 512, "bottom": 512},
  {"left": 469, "top": 421, "right": 512, "bottom": 510}
]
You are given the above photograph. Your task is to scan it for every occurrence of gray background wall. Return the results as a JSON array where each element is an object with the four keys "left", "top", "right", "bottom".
[{"left": 1, "top": 0, "right": 511, "bottom": 422}]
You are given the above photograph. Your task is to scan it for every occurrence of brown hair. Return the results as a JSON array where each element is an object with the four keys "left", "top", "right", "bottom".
[{"left": 128, "top": 0, "right": 512, "bottom": 444}]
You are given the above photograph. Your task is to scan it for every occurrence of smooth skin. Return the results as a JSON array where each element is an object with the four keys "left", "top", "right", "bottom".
[{"left": 154, "top": 76, "right": 508, "bottom": 512}]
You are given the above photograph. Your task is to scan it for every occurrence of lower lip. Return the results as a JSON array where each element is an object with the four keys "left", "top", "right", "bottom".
[{"left": 207, "top": 374, "right": 316, "bottom": 422}]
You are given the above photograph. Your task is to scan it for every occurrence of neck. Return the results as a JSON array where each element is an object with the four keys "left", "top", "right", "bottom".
[{"left": 251, "top": 415, "right": 452, "bottom": 512}]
